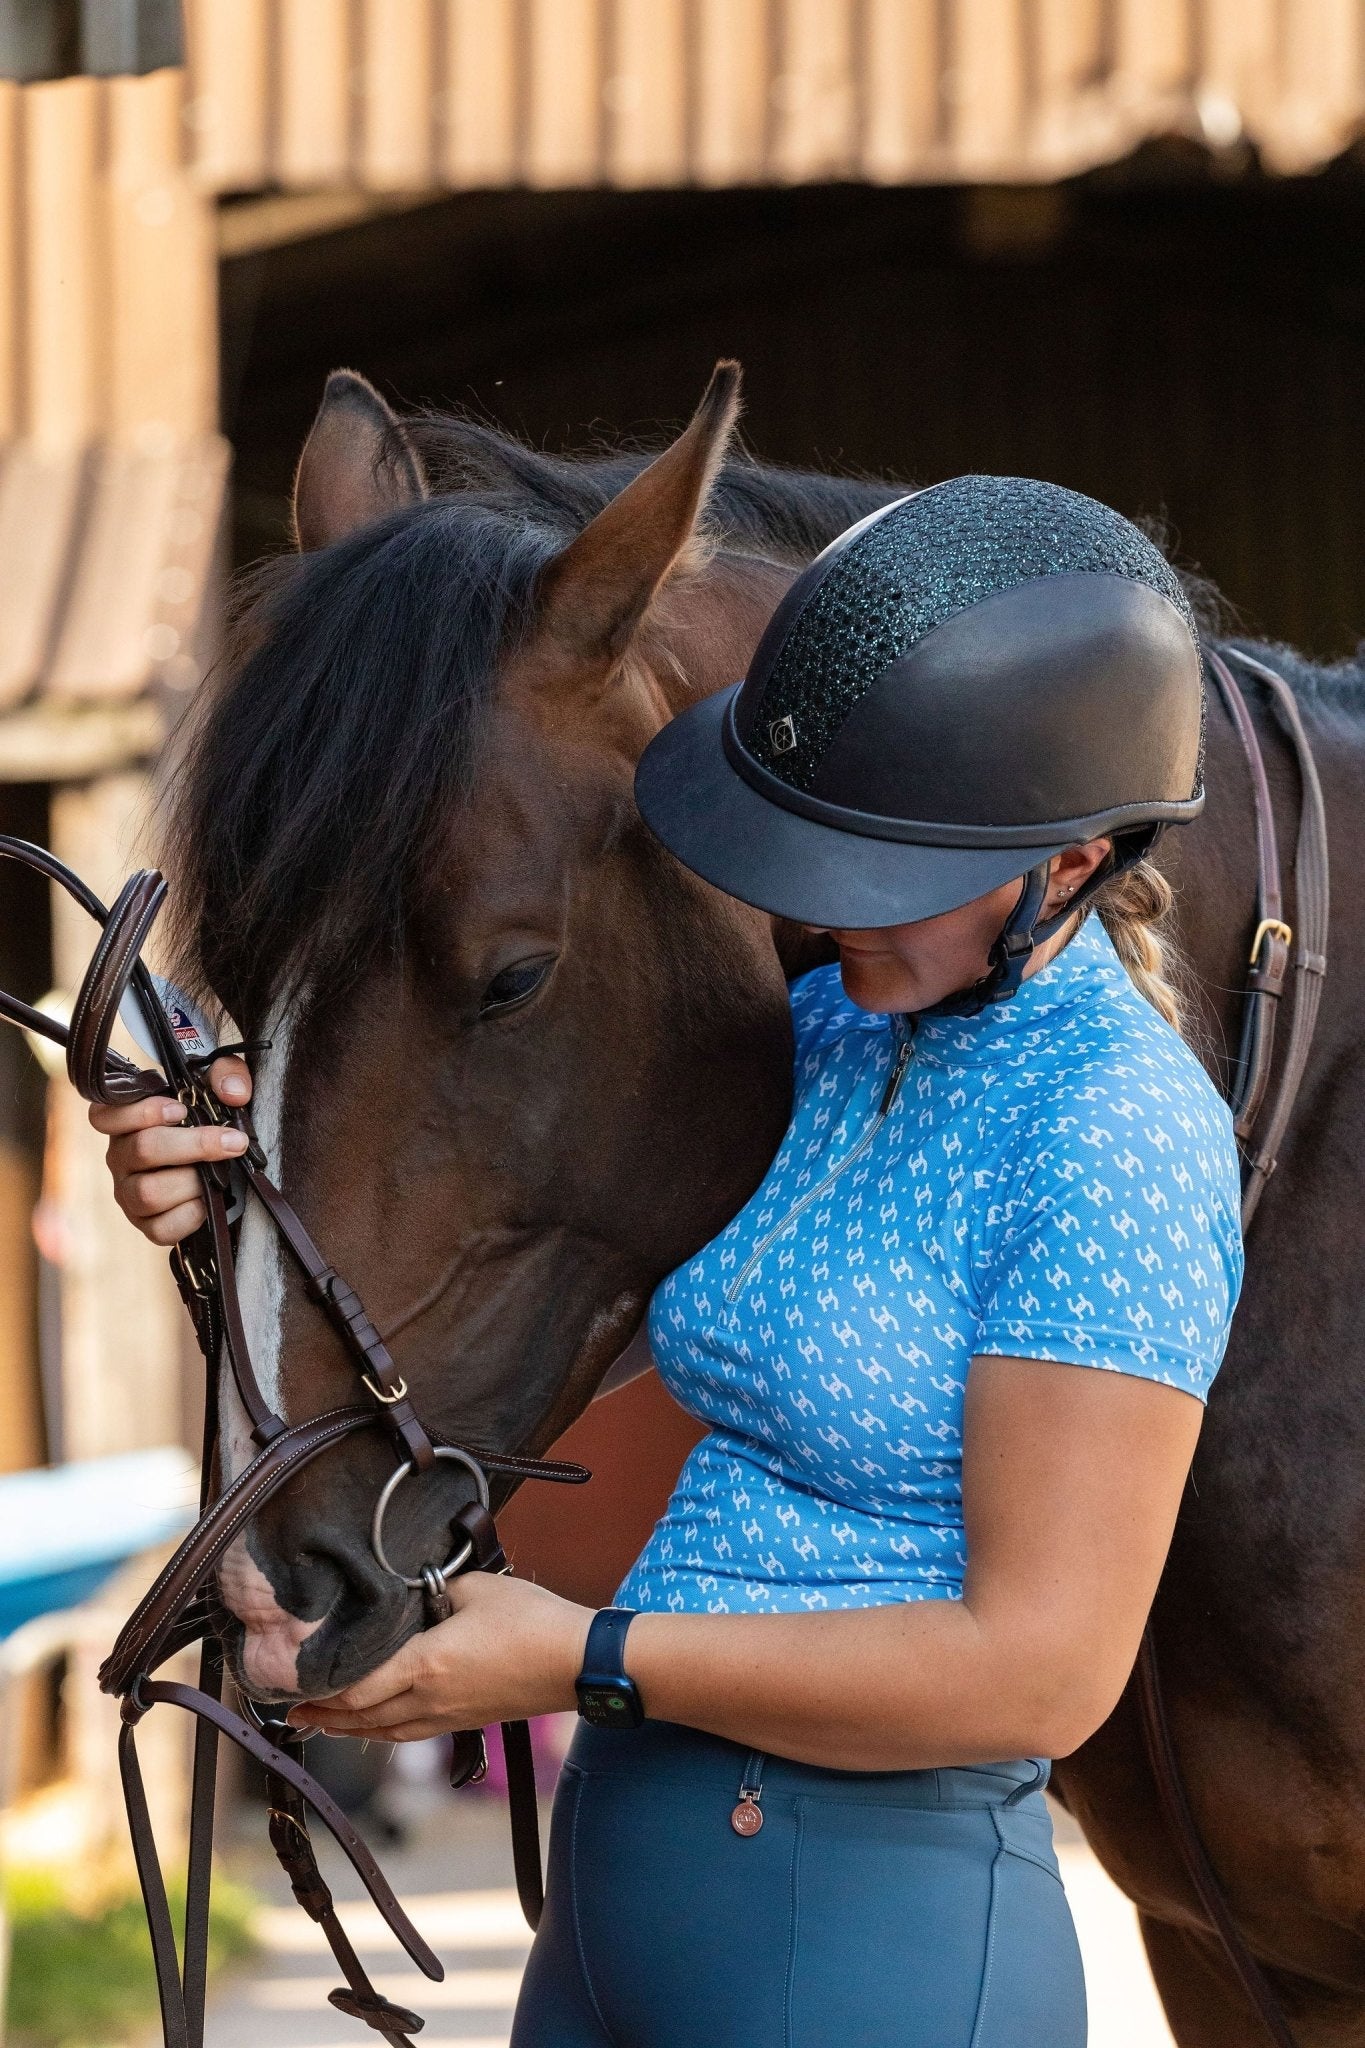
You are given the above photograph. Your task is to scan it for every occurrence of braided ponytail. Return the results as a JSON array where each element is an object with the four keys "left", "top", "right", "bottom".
[{"left": 1093, "top": 858, "right": 1189, "bottom": 1037}]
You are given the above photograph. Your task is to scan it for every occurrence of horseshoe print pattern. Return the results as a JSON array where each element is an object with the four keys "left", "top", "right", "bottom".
[{"left": 619, "top": 919, "right": 1243, "bottom": 1616}]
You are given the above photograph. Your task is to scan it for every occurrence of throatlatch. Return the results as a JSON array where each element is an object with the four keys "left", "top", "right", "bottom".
[{"left": 0, "top": 834, "right": 589, "bottom": 2048}]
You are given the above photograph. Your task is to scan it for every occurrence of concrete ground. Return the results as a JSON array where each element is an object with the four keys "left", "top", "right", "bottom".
[{"left": 207, "top": 1755, "right": 1174, "bottom": 2048}]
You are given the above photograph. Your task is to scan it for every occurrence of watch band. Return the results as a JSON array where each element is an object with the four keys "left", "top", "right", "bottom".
[
  {"left": 583, "top": 1606, "right": 637, "bottom": 1678},
  {"left": 575, "top": 1606, "right": 643, "bottom": 1728}
]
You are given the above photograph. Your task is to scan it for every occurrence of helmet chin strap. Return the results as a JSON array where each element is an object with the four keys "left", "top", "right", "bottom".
[{"left": 920, "top": 829, "right": 1159, "bottom": 1022}]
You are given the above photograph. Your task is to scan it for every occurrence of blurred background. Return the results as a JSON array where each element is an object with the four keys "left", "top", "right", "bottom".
[{"left": 1, "top": 2, "right": 1363, "bottom": 2043}]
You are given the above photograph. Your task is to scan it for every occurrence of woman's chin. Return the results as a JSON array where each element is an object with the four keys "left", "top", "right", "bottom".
[{"left": 838, "top": 957, "right": 929, "bottom": 1014}]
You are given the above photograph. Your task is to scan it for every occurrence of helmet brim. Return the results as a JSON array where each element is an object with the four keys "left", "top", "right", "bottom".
[{"left": 636, "top": 685, "right": 1072, "bottom": 931}]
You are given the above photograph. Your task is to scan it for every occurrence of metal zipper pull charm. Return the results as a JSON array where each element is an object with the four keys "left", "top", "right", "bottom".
[{"left": 731, "top": 1750, "right": 766, "bottom": 1836}]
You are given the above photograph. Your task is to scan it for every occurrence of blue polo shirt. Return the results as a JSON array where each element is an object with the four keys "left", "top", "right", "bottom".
[{"left": 618, "top": 918, "right": 1243, "bottom": 1615}]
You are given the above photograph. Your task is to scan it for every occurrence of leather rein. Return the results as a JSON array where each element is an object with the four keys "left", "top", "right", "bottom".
[
  {"left": 1134, "top": 644, "right": 1330, "bottom": 2048},
  {"left": 0, "top": 833, "right": 589, "bottom": 2048}
]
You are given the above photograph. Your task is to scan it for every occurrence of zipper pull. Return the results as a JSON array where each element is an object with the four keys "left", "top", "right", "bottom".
[
  {"left": 731, "top": 1751, "right": 766, "bottom": 1836},
  {"left": 877, "top": 1021, "right": 914, "bottom": 1117}
]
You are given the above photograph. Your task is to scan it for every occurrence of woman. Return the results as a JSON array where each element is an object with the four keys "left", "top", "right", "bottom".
[{"left": 95, "top": 477, "right": 1242, "bottom": 2046}]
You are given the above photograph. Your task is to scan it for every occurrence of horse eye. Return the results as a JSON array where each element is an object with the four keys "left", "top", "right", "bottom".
[{"left": 479, "top": 958, "right": 552, "bottom": 1017}]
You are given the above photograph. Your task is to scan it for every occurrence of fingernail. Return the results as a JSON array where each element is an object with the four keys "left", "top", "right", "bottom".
[
  {"left": 161, "top": 1101, "right": 185, "bottom": 1122},
  {"left": 220, "top": 1078, "right": 247, "bottom": 1100},
  {"left": 221, "top": 1131, "right": 248, "bottom": 1153}
]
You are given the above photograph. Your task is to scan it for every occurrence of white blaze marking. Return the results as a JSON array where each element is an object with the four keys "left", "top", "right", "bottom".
[{"left": 222, "top": 1003, "right": 293, "bottom": 1479}]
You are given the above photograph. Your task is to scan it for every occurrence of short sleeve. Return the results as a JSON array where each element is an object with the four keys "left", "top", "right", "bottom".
[{"left": 974, "top": 1049, "right": 1244, "bottom": 1401}]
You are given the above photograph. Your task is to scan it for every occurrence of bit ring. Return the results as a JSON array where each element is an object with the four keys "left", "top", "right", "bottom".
[{"left": 371, "top": 1444, "right": 489, "bottom": 1589}]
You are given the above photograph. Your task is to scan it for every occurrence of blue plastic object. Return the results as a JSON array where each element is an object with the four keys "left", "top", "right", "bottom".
[{"left": 0, "top": 1448, "right": 197, "bottom": 1637}]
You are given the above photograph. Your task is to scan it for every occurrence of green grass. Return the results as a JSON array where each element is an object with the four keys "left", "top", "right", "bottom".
[{"left": 5, "top": 1867, "right": 258, "bottom": 2048}]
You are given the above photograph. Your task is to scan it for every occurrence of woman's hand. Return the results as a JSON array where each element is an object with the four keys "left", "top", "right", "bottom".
[
  {"left": 89, "top": 1055, "right": 254, "bottom": 1245},
  {"left": 286, "top": 1574, "right": 595, "bottom": 1742}
]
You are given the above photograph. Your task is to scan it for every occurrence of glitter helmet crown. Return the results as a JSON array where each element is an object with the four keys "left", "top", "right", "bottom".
[{"left": 635, "top": 474, "right": 1205, "bottom": 934}]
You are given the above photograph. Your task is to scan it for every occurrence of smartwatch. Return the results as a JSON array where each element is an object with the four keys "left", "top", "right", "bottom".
[{"left": 574, "top": 1606, "right": 644, "bottom": 1728}]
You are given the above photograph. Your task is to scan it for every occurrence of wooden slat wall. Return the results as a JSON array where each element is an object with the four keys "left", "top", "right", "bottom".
[
  {"left": 0, "top": 70, "right": 215, "bottom": 451},
  {"left": 181, "top": 0, "right": 1365, "bottom": 193},
  {"left": 0, "top": 61, "right": 223, "bottom": 709}
]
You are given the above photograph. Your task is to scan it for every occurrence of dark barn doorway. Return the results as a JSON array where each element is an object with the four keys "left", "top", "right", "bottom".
[{"left": 222, "top": 155, "right": 1365, "bottom": 659}]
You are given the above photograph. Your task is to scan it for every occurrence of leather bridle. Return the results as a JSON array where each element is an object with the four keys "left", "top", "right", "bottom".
[
  {"left": 0, "top": 833, "right": 588, "bottom": 2048},
  {"left": 1133, "top": 644, "right": 1330, "bottom": 2048},
  {"left": 0, "top": 637, "right": 1330, "bottom": 2048}
]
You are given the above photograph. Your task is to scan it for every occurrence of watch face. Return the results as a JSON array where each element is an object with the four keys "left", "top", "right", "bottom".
[{"left": 577, "top": 1682, "right": 643, "bottom": 1729}]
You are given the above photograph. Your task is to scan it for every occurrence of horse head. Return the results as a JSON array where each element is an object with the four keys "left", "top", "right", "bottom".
[{"left": 182, "top": 366, "right": 823, "bottom": 1698}]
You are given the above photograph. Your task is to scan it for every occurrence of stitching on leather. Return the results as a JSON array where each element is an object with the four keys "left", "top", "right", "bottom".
[
  {"left": 566, "top": 1768, "right": 618, "bottom": 2046},
  {"left": 108, "top": 1412, "right": 370, "bottom": 1679}
]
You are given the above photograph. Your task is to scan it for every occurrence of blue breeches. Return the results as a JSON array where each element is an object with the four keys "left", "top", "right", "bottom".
[{"left": 510, "top": 1719, "right": 1087, "bottom": 2047}]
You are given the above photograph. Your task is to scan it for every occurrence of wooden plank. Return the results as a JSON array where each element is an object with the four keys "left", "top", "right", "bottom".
[
  {"left": 770, "top": 0, "right": 857, "bottom": 182},
  {"left": 439, "top": 0, "right": 518, "bottom": 184},
  {"left": 0, "top": 698, "right": 164, "bottom": 780},
  {"left": 1114, "top": 0, "right": 1193, "bottom": 97},
  {"left": 22, "top": 78, "right": 103, "bottom": 446},
  {"left": 46, "top": 448, "right": 177, "bottom": 699},
  {"left": 860, "top": 0, "right": 940, "bottom": 180},
  {"left": 106, "top": 71, "right": 218, "bottom": 443},
  {"left": 606, "top": 0, "right": 687, "bottom": 187},
  {"left": 277, "top": 0, "right": 352, "bottom": 186},
  {"left": 358, "top": 0, "right": 436, "bottom": 190},
  {"left": 182, "top": 0, "right": 270, "bottom": 192},
  {"left": 0, "top": 785, "right": 49, "bottom": 1479},
  {"left": 46, "top": 439, "right": 227, "bottom": 702},
  {"left": 1201, "top": 0, "right": 1278, "bottom": 123},
  {"left": 48, "top": 773, "right": 184, "bottom": 1465},
  {"left": 523, "top": 0, "right": 603, "bottom": 186},
  {"left": 1033, "top": 0, "right": 1110, "bottom": 96},
  {"left": 144, "top": 436, "right": 230, "bottom": 694},
  {"left": 0, "top": 84, "right": 19, "bottom": 440},
  {"left": 692, "top": 0, "right": 769, "bottom": 184},
  {"left": 1275, "top": 0, "right": 1363, "bottom": 165},
  {"left": 0, "top": 444, "right": 84, "bottom": 708},
  {"left": 946, "top": 0, "right": 1027, "bottom": 175}
]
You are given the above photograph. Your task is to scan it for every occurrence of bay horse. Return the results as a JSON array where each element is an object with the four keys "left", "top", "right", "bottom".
[{"left": 167, "top": 364, "right": 1365, "bottom": 2046}]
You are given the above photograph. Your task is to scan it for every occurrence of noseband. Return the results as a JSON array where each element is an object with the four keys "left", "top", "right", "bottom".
[{"left": 0, "top": 835, "right": 588, "bottom": 2048}]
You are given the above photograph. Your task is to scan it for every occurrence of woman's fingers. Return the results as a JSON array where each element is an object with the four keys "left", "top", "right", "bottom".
[
  {"left": 119, "top": 1164, "right": 208, "bottom": 1220},
  {"left": 113, "top": 1122, "right": 248, "bottom": 1173},
  {"left": 90, "top": 1092, "right": 186, "bottom": 1138},
  {"left": 296, "top": 1693, "right": 420, "bottom": 1735},
  {"left": 141, "top": 1198, "right": 208, "bottom": 1247},
  {"left": 209, "top": 1055, "right": 252, "bottom": 1106}
]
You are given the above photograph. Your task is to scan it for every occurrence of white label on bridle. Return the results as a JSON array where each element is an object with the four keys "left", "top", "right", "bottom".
[{"left": 119, "top": 974, "right": 217, "bottom": 1065}]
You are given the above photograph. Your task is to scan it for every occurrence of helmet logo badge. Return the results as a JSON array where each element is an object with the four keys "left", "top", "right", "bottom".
[{"left": 770, "top": 715, "right": 797, "bottom": 755}]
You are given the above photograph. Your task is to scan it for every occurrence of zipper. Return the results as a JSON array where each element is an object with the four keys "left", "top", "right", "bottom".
[{"left": 723, "top": 1019, "right": 914, "bottom": 1305}]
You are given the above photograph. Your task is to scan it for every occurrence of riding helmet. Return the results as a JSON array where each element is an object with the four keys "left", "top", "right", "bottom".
[{"left": 635, "top": 474, "right": 1204, "bottom": 1007}]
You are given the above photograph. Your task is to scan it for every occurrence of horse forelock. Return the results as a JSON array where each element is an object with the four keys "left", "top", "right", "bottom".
[{"left": 164, "top": 421, "right": 903, "bottom": 1034}]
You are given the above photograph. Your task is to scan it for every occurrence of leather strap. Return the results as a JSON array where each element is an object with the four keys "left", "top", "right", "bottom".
[
  {"left": 1206, "top": 651, "right": 1290, "bottom": 1146},
  {"left": 1219, "top": 649, "right": 1330, "bottom": 1225},
  {"left": 1135, "top": 1635, "right": 1298, "bottom": 2047},
  {"left": 1135, "top": 646, "right": 1329, "bottom": 2048}
]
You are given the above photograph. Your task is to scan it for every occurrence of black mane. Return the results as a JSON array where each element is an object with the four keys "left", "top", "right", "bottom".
[{"left": 166, "top": 422, "right": 903, "bottom": 1026}]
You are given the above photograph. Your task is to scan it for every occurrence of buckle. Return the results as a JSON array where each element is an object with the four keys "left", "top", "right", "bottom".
[
  {"left": 361, "top": 1371, "right": 409, "bottom": 1406},
  {"left": 1249, "top": 917, "right": 1292, "bottom": 966}
]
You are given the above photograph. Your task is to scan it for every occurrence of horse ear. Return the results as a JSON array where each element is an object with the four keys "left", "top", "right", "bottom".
[
  {"left": 536, "top": 360, "right": 742, "bottom": 668},
  {"left": 292, "top": 369, "right": 428, "bottom": 551}
]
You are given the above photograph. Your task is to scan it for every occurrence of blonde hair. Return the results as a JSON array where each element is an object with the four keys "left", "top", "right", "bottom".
[{"left": 1093, "top": 858, "right": 1189, "bottom": 1037}]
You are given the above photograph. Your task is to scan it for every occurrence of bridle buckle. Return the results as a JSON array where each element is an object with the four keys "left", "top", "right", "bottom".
[
  {"left": 1250, "top": 916, "right": 1293, "bottom": 965},
  {"left": 361, "top": 1370, "right": 409, "bottom": 1406}
]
